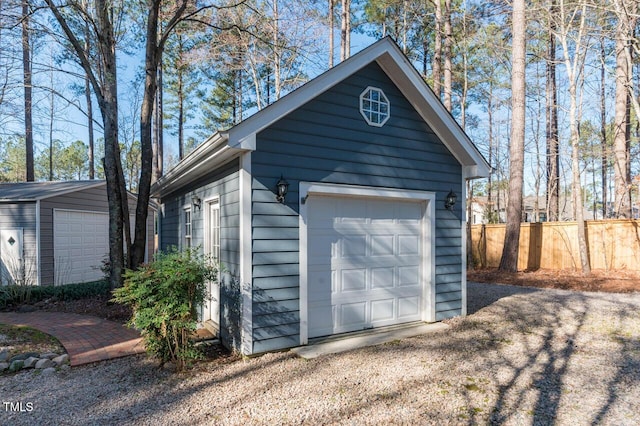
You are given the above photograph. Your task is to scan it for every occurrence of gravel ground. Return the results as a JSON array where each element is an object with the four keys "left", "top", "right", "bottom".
[{"left": 2, "top": 282, "right": 639, "bottom": 425}]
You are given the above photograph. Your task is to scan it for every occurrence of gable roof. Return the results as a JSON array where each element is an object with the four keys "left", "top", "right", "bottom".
[
  {"left": 153, "top": 37, "right": 490, "bottom": 197},
  {"left": 0, "top": 180, "right": 105, "bottom": 202}
]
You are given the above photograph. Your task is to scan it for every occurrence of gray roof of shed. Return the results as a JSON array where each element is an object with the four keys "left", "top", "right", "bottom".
[{"left": 0, "top": 180, "right": 105, "bottom": 202}]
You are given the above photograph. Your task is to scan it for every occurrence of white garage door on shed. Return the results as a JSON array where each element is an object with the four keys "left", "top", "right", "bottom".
[
  {"left": 301, "top": 183, "right": 436, "bottom": 342},
  {"left": 54, "top": 209, "right": 109, "bottom": 285}
]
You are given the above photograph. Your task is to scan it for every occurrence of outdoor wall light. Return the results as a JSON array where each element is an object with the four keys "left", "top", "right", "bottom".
[
  {"left": 276, "top": 176, "right": 289, "bottom": 203},
  {"left": 192, "top": 196, "right": 202, "bottom": 210},
  {"left": 445, "top": 190, "right": 457, "bottom": 210}
]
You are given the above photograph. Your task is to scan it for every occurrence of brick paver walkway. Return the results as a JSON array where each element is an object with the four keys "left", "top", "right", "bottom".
[{"left": 0, "top": 311, "right": 144, "bottom": 366}]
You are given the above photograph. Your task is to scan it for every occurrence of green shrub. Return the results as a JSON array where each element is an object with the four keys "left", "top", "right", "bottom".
[
  {"left": 112, "top": 248, "right": 217, "bottom": 371},
  {"left": 0, "top": 280, "right": 110, "bottom": 308}
]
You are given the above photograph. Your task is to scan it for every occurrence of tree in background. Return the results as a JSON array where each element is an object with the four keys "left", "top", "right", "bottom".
[
  {"left": 21, "top": 0, "right": 34, "bottom": 181},
  {"left": 46, "top": 0, "right": 129, "bottom": 288},
  {"left": 0, "top": 136, "right": 27, "bottom": 181},
  {"left": 555, "top": 0, "right": 591, "bottom": 275},
  {"left": 36, "top": 139, "right": 89, "bottom": 180},
  {"left": 499, "top": 0, "right": 526, "bottom": 272},
  {"left": 612, "top": 0, "right": 636, "bottom": 218},
  {"left": 163, "top": 29, "right": 201, "bottom": 160},
  {"left": 545, "top": 0, "right": 560, "bottom": 221}
]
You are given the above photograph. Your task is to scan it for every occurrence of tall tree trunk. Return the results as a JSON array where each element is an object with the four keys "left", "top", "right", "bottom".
[
  {"left": 546, "top": 6, "right": 559, "bottom": 221},
  {"left": 84, "top": 8, "right": 95, "bottom": 180},
  {"left": 613, "top": 16, "right": 632, "bottom": 218},
  {"left": 48, "top": 67, "right": 54, "bottom": 181},
  {"left": 499, "top": 0, "right": 526, "bottom": 273},
  {"left": 177, "top": 58, "right": 184, "bottom": 160},
  {"left": 487, "top": 85, "right": 494, "bottom": 219},
  {"left": 569, "top": 84, "right": 591, "bottom": 275},
  {"left": 273, "top": 0, "right": 281, "bottom": 100},
  {"left": 86, "top": 75, "right": 95, "bottom": 179},
  {"left": 558, "top": 0, "right": 590, "bottom": 275},
  {"left": 340, "top": 0, "right": 350, "bottom": 61},
  {"left": 329, "top": 0, "right": 334, "bottom": 68},
  {"left": 132, "top": 0, "right": 161, "bottom": 269},
  {"left": 156, "top": 55, "right": 164, "bottom": 180},
  {"left": 600, "top": 38, "right": 608, "bottom": 218},
  {"left": 433, "top": 0, "right": 442, "bottom": 99},
  {"left": 22, "top": 0, "right": 34, "bottom": 182},
  {"left": 45, "top": 0, "right": 126, "bottom": 288},
  {"left": 443, "top": 0, "right": 452, "bottom": 111},
  {"left": 96, "top": 0, "right": 125, "bottom": 288}
]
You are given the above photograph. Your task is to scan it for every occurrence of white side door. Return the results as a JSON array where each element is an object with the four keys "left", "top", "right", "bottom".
[
  {"left": 0, "top": 228, "right": 24, "bottom": 286},
  {"left": 204, "top": 199, "right": 221, "bottom": 325}
]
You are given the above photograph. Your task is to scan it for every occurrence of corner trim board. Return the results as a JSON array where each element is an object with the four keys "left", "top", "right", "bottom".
[
  {"left": 36, "top": 200, "right": 41, "bottom": 286},
  {"left": 239, "top": 152, "right": 253, "bottom": 355}
]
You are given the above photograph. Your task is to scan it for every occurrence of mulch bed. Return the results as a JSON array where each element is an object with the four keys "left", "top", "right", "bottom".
[{"left": 35, "top": 295, "right": 133, "bottom": 323}]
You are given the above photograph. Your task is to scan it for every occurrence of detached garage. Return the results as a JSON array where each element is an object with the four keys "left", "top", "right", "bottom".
[
  {"left": 0, "top": 180, "right": 155, "bottom": 286},
  {"left": 152, "top": 37, "right": 489, "bottom": 356}
]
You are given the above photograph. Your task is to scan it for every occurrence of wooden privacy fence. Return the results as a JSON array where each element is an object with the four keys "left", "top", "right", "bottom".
[{"left": 470, "top": 220, "right": 640, "bottom": 271}]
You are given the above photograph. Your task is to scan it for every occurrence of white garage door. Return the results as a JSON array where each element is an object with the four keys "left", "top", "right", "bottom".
[
  {"left": 307, "top": 196, "right": 425, "bottom": 339},
  {"left": 54, "top": 210, "right": 109, "bottom": 285}
]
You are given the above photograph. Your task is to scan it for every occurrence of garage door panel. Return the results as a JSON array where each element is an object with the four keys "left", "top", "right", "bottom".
[
  {"left": 370, "top": 299, "right": 394, "bottom": 322},
  {"left": 340, "top": 302, "right": 366, "bottom": 327},
  {"left": 398, "top": 296, "right": 420, "bottom": 318},
  {"left": 340, "top": 268, "right": 366, "bottom": 292},
  {"left": 398, "top": 266, "right": 419, "bottom": 286},
  {"left": 54, "top": 210, "right": 109, "bottom": 285},
  {"left": 371, "top": 235, "right": 394, "bottom": 256},
  {"left": 371, "top": 267, "right": 393, "bottom": 289},
  {"left": 307, "top": 195, "right": 425, "bottom": 339},
  {"left": 398, "top": 235, "right": 420, "bottom": 255}
]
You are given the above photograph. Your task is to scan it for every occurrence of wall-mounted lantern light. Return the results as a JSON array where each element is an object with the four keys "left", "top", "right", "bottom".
[
  {"left": 276, "top": 176, "right": 289, "bottom": 203},
  {"left": 445, "top": 190, "right": 457, "bottom": 210},
  {"left": 192, "top": 196, "right": 202, "bottom": 210}
]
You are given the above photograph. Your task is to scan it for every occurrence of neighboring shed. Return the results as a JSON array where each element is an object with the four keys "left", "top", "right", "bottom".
[
  {"left": 152, "top": 37, "right": 490, "bottom": 355},
  {"left": 0, "top": 180, "right": 155, "bottom": 286}
]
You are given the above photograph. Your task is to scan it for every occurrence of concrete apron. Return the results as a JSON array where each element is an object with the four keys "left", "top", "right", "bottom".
[{"left": 292, "top": 322, "right": 449, "bottom": 359}]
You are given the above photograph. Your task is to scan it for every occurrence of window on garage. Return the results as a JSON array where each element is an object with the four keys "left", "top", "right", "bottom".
[{"left": 184, "top": 208, "right": 192, "bottom": 248}]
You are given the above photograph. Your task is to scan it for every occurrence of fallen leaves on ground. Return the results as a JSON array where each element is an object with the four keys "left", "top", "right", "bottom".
[{"left": 467, "top": 268, "right": 640, "bottom": 293}]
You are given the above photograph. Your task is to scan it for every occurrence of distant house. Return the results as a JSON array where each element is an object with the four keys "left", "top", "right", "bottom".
[
  {"left": 468, "top": 194, "right": 607, "bottom": 224},
  {"left": 152, "top": 37, "right": 490, "bottom": 355},
  {"left": 0, "top": 180, "right": 155, "bottom": 287}
]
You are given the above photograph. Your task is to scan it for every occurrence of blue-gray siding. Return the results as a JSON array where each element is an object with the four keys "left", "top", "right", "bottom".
[
  {"left": 251, "top": 62, "right": 464, "bottom": 353},
  {"left": 159, "top": 159, "right": 241, "bottom": 350}
]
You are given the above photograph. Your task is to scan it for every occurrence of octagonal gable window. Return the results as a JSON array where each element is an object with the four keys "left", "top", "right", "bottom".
[{"left": 360, "top": 86, "right": 390, "bottom": 127}]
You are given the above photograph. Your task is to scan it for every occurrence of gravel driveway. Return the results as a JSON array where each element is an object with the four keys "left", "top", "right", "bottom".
[{"left": 2, "top": 282, "right": 639, "bottom": 425}]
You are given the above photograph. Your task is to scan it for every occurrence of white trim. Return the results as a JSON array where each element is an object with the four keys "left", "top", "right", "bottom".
[
  {"left": 35, "top": 200, "right": 41, "bottom": 286},
  {"left": 298, "top": 182, "right": 437, "bottom": 345},
  {"left": 182, "top": 205, "right": 192, "bottom": 250},
  {"left": 202, "top": 195, "right": 221, "bottom": 260},
  {"left": 461, "top": 179, "right": 468, "bottom": 317},
  {"left": 239, "top": 152, "right": 253, "bottom": 355},
  {"left": 359, "top": 86, "right": 390, "bottom": 127},
  {"left": 424, "top": 191, "right": 437, "bottom": 323},
  {"left": 299, "top": 190, "right": 309, "bottom": 345}
]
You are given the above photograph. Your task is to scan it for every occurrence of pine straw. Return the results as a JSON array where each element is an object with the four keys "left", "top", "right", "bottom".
[{"left": 468, "top": 268, "right": 640, "bottom": 293}]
